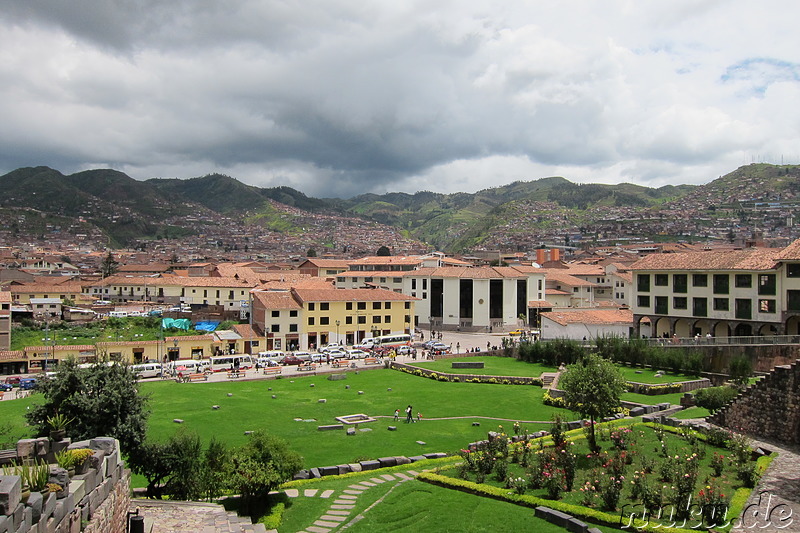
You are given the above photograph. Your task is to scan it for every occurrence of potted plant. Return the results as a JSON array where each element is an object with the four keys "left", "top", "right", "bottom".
[
  {"left": 55, "top": 449, "right": 76, "bottom": 477},
  {"left": 47, "top": 483, "right": 65, "bottom": 499},
  {"left": 70, "top": 448, "right": 94, "bottom": 474},
  {"left": 46, "top": 413, "right": 74, "bottom": 441}
]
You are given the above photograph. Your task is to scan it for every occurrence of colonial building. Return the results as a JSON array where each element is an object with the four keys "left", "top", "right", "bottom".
[{"left": 629, "top": 246, "right": 790, "bottom": 338}]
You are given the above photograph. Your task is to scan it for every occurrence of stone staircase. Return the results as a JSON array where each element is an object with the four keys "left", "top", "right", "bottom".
[
  {"left": 130, "top": 499, "right": 268, "bottom": 533},
  {"left": 541, "top": 372, "right": 560, "bottom": 389}
]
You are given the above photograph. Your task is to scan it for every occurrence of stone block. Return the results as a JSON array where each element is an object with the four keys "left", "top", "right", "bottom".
[
  {"left": 378, "top": 457, "right": 398, "bottom": 468},
  {"left": 89, "top": 438, "right": 116, "bottom": 455},
  {"left": 318, "top": 399, "right": 327, "bottom": 403},
  {"left": 105, "top": 449, "right": 119, "bottom": 475},
  {"left": 68, "top": 479, "right": 85, "bottom": 503},
  {"left": 416, "top": 441, "right": 426, "bottom": 445},
  {"left": 587, "top": 528, "right": 604, "bottom": 533},
  {"left": 34, "top": 438, "right": 49, "bottom": 458},
  {"left": 358, "top": 391, "right": 364, "bottom": 395},
  {"left": 387, "top": 426, "right": 397, "bottom": 431},
  {"left": 317, "top": 424, "right": 343, "bottom": 431},
  {"left": 42, "top": 491, "right": 56, "bottom": 520},
  {"left": 359, "top": 460, "right": 380, "bottom": 471},
  {"left": 271, "top": 395, "right": 277, "bottom": 399},
  {"left": 408, "top": 455, "right": 426, "bottom": 462},
  {"left": 0, "top": 475, "right": 21, "bottom": 516},
  {"left": 566, "top": 517, "right": 588, "bottom": 533},
  {"left": 347, "top": 463, "right": 362, "bottom": 473},
  {"left": 422, "top": 452, "right": 447, "bottom": 459},
  {"left": 327, "top": 374, "right": 347, "bottom": 381},
  {"left": 27, "top": 490, "right": 43, "bottom": 525},
  {"left": 641, "top": 415, "right": 654, "bottom": 423},
  {"left": 395, "top": 456, "right": 411, "bottom": 465},
  {"left": 336, "top": 465, "right": 352, "bottom": 475},
  {"left": 16, "top": 439, "right": 37, "bottom": 459},
  {"left": 309, "top": 468, "right": 321, "bottom": 478},
  {"left": 52, "top": 500, "right": 66, "bottom": 525},
  {"left": 0, "top": 515, "right": 7, "bottom": 533},
  {"left": 319, "top": 466, "right": 339, "bottom": 477},
  {"left": 629, "top": 407, "right": 645, "bottom": 417},
  {"left": 346, "top": 428, "right": 356, "bottom": 435},
  {"left": 173, "top": 419, "right": 184, "bottom": 424},
  {"left": 293, "top": 470, "right": 310, "bottom": 480}
]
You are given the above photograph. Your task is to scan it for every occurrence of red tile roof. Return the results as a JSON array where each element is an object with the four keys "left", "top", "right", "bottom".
[
  {"left": 542, "top": 308, "right": 633, "bottom": 326},
  {"left": 630, "top": 248, "right": 780, "bottom": 271}
]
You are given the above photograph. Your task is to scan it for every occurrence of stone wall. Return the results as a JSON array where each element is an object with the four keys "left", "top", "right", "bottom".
[
  {"left": 709, "top": 359, "right": 800, "bottom": 445},
  {"left": 0, "top": 436, "right": 129, "bottom": 533}
]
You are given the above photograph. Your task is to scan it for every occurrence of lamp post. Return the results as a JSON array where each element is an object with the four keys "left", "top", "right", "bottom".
[{"left": 335, "top": 320, "right": 340, "bottom": 344}]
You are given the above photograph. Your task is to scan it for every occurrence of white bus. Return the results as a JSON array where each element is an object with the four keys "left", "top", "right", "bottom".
[
  {"left": 208, "top": 354, "right": 254, "bottom": 372},
  {"left": 373, "top": 334, "right": 413, "bottom": 348}
]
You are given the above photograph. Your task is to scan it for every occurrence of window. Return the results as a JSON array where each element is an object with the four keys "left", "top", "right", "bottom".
[
  {"left": 385, "top": 302, "right": 391, "bottom": 309},
  {"left": 637, "top": 295, "right": 650, "bottom": 308},
  {"left": 270, "top": 324, "right": 280, "bottom": 333},
  {"left": 789, "top": 290, "right": 800, "bottom": 311},
  {"left": 422, "top": 279, "right": 428, "bottom": 290},
  {"left": 412, "top": 279, "right": 417, "bottom": 290},
  {"left": 637, "top": 274, "right": 650, "bottom": 292},
  {"left": 673, "top": 274, "right": 687, "bottom": 293},
  {"left": 405, "top": 302, "right": 411, "bottom": 309},
  {"left": 655, "top": 296, "right": 668, "bottom": 314},
  {"left": 352, "top": 277, "right": 358, "bottom": 283},
  {"left": 289, "top": 324, "right": 298, "bottom": 332},
  {"left": 693, "top": 297, "right": 708, "bottom": 317},
  {"left": 289, "top": 310, "right": 298, "bottom": 317},
  {"left": 393, "top": 278, "right": 401, "bottom": 283},
  {"left": 337, "top": 277, "right": 345, "bottom": 284},
  {"left": 320, "top": 302, "right": 329, "bottom": 311},
  {"left": 713, "top": 298, "right": 729, "bottom": 311},
  {"left": 271, "top": 310, "right": 280, "bottom": 318},
  {"left": 357, "top": 302, "right": 366, "bottom": 310},
  {"left": 735, "top": 274, "right": 752, "bottom": 288},
  {"left": 372, "top": 316, "right": 381, "bottom": 323},
  {"left": 346, "top": 316, "right": 353, "bottom": 324},
  {"left": 759, "top": 299, "right": 776, "bottom": 313},
  {"left": 672, "top": 297, "right": 687, "bottom": 310},
  {"left": 758, "top": 274, "right": 776, "bottom": 295},
  {"left": 308, "top": 303, "right": 315, "bottom": 311},
  {"left": 358, "top": 315, "right": 366, "bottom": 324},
  {"left": 788, "top": 264, "right": 800, "bottom": 278},
  {"left": 713, "top": 274, "right": 729, "bottom": 294},
  {"left": 385, "top": 315, "right": 391, "bottom": 323},
  {"left": 320, "top": 317, "right": 329, "bottom": 325},
  {"left": 308, "top": 317, "right": 315, "bottom": 326},
  {"left": 365, "top": 277, "right": 373, "bottom": 282},
  {"left": 734, "top": 298, "right": 752, "bottom": 320},
  {"left": 654, "top": 274, "right": 668, "bottom": 286},
  {"left": 372, "top": 302, "right": 381, "bottom": 310},
  {"left": 573, "top": 287, "right": 579, "bottom": 293},
  {"left": 346, "top": 302, "right": 353, "bottom": 311}
]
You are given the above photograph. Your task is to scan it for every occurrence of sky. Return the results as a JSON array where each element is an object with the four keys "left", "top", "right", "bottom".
[{"left": 2, "top": 1, "right": 800, "bottom": 199}]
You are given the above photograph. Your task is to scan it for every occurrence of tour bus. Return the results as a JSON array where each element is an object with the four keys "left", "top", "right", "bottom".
[
  {"left": 208, "top": 354, "right": 254, "bottom": 372},
  {"left": 373, "top": 334, "right": 413, "bottom": 348},
  {"left": 130, "top": 362, "right": 162, "bottom": 379}
]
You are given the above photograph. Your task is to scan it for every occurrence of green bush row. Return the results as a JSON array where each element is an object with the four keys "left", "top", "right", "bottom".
[{"left": 393, "top": 365, "right": 542, "bottom": 386}]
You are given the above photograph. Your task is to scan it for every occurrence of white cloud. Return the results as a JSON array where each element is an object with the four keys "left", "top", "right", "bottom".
[{"left": 2, "top": 1, "right": 800, "bottom": 197}]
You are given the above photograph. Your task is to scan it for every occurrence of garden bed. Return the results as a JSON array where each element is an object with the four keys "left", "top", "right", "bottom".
[{"left": 430, "top": 421, "right": 770, "bottom": 532}]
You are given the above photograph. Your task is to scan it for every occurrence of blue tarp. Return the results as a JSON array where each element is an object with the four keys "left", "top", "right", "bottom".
[
  {"left": 194, "top": 321, "right": 221, "bottom": 332},
  {"left": 161, "top": 318, "right": 191, "bottom": 331}
]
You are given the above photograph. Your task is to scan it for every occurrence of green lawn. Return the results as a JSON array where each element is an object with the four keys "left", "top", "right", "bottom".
[
  {"left": 620, "top": 391, "right": 685, "bottom": 405},
  {"left": 617, "top": 366, "right": 701, "bottom": 384},
  {"left": 671, "top": 406, "right": 711, "bottom": 419},
  {"left": 412, "top": 357, "right": 557, "bottom": 377}
]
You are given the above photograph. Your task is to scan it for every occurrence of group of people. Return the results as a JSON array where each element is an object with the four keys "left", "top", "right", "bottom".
[{"left": 394, "top": 405, "right": 421, "bottom": 423}]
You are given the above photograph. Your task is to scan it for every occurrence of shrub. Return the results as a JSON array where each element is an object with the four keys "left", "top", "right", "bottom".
[
  {"left": 694, "top": 386, "right": 739, "bottom": 413},
  {"left": 728, "top": 355, "right": 753, "bottom": 387}
]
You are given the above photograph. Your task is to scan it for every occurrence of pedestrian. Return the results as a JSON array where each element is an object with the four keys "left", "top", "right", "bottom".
[
  {"left": 405, "top": 405, "right": 413, "bottom": 424},
  {"left": 456, "top": 342, "right": 460, "bottom": 353},
  {"left": 487, "top": 341, "right": 491, "bottom": 351},
  {"left": 394, "top": 409, "right": 400, "bottom": 422},
  {"left": 416, "top": 412, "right": 421, "bottom": 422}
]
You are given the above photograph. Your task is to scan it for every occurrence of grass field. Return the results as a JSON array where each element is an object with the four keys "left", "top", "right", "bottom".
[
  {"left": 617, "top": 366, "right": 701, "bottom": 384},
  {"left": 412, "top": 357, "right": 557, "bottom": 377},
  {"left": 137, "top": 370, "right": 572, "bottom": 468}
]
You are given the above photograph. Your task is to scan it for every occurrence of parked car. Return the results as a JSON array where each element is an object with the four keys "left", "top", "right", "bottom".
[
  {"left": 322, "top": 348, "right": 347, "bottom": 359},
  {"left": 0, "top": 382, "right": 12, "bottom": 392},
  {"left": 346, "top": 349, "right": 369, "bottom": 359},
  {"left": 430, "top": 342, "right": 449, "bottom": 352},
  {"left": 321, "top": 342, "right": 343, "bottom": 353},
  {"left": 282, "top": 355, "right": 305, "bottom": 366},
  {"left": 508, "top": 329, "right": 526, "bottom": 336},
  {"left": 19, "top": 378, "right": 38, "bottom": 390},
  {"left": 4, "top": 376, "right": 21, "bottom": 387},
  {"left": 397, "top": 345, "right": 415, "bottom": 355}
]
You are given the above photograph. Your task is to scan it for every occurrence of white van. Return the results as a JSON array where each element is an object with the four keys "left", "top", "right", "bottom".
[
  {"left": 130, "top": 362, "right": 162, "bottom": 379},
  {"left": 257, "top": 351, "right": 285, "bottom": 366},
  {"left": 165, "top": 360, "right": 207, "bottom": 374},
  {"left": 108, "top": 311, "right": 129, "bottom": 318}
]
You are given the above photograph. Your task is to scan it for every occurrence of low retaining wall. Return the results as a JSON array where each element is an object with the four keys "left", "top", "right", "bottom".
[
  {"left": 625, "top": 378, "right": 711, "bottom": 395},
  {"left": 293, "top": 453, "right": 448, "bottom": 480},
  {"left": 0, "top": 436, "right": 129, "bottom": 533}
]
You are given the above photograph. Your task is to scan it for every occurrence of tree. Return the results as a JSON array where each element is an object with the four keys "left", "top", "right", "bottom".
[
  {"left": 229, "top": 430, "right": 303, "bottom": 513},
  {"left": 306, "top": 248, "right": 317, "bottom": 257},
  {"left": 26, "top": 357, "right": 149, "bottom": 455},
  {"left": 376, "top": 245, "right": 391, "bottom": 256},
  {"left": 728, "top": 355, "right": 753, "bottom": 387},
  {"left": 100, "top": 252, "right": 119, "bottom": 278},
  {"left": 558, "top": 352, "right": 626, "bottom": 453}
]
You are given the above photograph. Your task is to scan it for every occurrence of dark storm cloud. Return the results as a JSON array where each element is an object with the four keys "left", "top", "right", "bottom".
[{"left": 2, "top": 1, "right": 800, "bottom": 197}]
